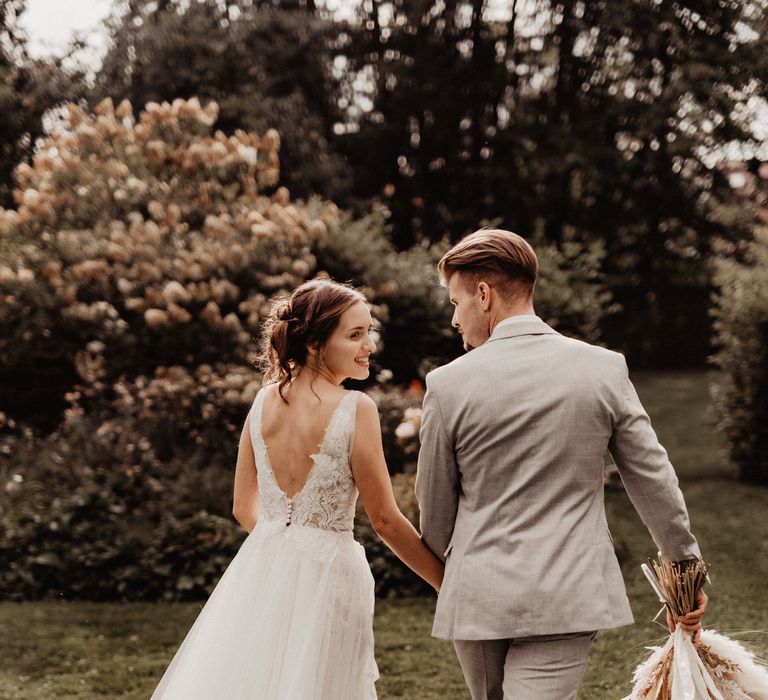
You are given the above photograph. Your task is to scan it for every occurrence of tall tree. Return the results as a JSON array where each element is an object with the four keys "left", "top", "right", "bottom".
[
  {"left": 338, "top": 0, "right": 768, "bottom": 365},
  {"left": 93, "top": 0, "right": 351, "bottom": 202},
  {"left": 0, "top": 0, "right": 26, "bottom": 207},
  {"left": 1, "top": 1, "right": 82, "bottom": 207}
]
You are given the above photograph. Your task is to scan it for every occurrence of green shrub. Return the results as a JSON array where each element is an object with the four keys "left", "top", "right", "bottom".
[
  {"left": 534, "top": 237, "right": 620, "bottom": 342},
  {"left": 0, "top": 377, "right": 429, "bottom": 601},
  {"left": 0, "top": 351, "right": 260, "bottom": 601},
  {"left": 711, "top": 226, "right": 768, "bottom": 484}
]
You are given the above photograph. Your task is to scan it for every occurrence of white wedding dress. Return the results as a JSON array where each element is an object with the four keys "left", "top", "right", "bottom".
[{"left": 150, "top": 387, "right": 379, "bottom": 699}]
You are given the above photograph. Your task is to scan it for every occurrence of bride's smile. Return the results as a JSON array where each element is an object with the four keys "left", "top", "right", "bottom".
[{"left": 311, "top": 300, "right": 377, "bottom": 383}]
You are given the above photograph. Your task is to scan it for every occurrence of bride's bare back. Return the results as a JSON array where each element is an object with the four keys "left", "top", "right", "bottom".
[
  {"left": 260, "top": 382, "right": 349, "bottom": 499},
  {"left": 231, "top": 278, "right": 443, "bottom": 593}
]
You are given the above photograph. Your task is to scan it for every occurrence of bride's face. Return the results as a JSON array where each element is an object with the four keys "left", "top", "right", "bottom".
[
  {"left": 448, "top": 272, "right": 490, "bottom": 351},
  {"left": 316, "top": 301, "right": 377, "bottom": 383}
]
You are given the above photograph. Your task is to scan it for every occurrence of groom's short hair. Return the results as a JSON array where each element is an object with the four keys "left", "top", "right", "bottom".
[{"left": 438, "top": 228, "right": 538, "bottom": 297}]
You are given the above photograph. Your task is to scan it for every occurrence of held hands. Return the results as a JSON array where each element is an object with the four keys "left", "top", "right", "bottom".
[{"left": 667, "top": 588, "right": 709, "bottom": 642}]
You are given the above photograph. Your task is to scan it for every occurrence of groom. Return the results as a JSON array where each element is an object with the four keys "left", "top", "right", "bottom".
[{"left": 415, "top": 229, "right": 707, "bottom": 700}]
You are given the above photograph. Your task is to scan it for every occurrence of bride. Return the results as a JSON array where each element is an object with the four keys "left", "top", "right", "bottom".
[{"left": 150, "top": 278, "right": 444, "bottom": 699}]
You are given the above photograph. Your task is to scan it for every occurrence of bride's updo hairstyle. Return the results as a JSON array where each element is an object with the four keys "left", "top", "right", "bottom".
[{"left": 260, "top": 278, "right": 367, "bottom": 400}]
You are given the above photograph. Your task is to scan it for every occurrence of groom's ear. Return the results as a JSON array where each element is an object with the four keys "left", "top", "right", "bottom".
[{"left": 477, "top": 281, "right": 492, "bottom": 311}]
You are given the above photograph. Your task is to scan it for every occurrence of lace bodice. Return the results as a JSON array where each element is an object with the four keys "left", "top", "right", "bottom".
[{"left": 250, "top": 386, "right": 360, "bottom": 533}]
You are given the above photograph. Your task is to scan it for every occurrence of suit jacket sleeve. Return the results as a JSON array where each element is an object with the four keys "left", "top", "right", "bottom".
[
  {"left": 415, "top": 373, "right": 460, "bottom": 563},
  {"left": 608, "top": 355, "right": 701, "bottom": 562}
]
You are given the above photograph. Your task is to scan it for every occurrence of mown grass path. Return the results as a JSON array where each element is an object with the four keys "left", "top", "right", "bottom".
[{"left": 2, "top": 372, "right": 766, "bottom": 699}]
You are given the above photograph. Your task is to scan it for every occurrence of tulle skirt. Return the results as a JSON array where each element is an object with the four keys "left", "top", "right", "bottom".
[{"left": 150, "top": 519, "right": 379, "bottom": 699}]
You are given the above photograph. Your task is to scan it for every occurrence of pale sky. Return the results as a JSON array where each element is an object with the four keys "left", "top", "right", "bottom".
[
  {"left": 16, "top": 0, "right": 768, "bottom": 153},
  {"left": 19, "top": 0, "right": 114, "bottom": 60},
  {"left": 16, "top": 0, "right": 511, "bottom": 60}
]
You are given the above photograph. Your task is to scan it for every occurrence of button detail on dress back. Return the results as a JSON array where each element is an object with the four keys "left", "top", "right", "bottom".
[{"left": 253, "top": 386, "right": 358, "bottom": 533}]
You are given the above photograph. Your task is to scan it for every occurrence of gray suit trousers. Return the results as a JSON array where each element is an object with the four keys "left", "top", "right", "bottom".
[{"left": 453, "top": 631, "right": 595, "bottom": 700}]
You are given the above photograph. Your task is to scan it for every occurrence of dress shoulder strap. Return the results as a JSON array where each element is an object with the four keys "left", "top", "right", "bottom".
[
  {"left": 248, "top": 383, "right": 270, "bottom": 449},
  {"left": 319, "top": 390, "right": 360, "bottom": 460}
]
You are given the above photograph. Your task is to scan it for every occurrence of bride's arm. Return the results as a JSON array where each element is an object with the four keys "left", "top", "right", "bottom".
[
  {"left": 232, "top": 412, "right": 260, "bottom": 533},
  {"left": 350, "top": 394, "right": 444, "bottom": 592}
]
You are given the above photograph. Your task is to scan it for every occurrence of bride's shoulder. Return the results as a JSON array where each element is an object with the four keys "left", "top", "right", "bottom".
[
  {"left": 252, "top": 381, "right": 284, "bottom": 412},
  {"left": 349, "top": 392, "right": 383, "bottom": 448},
  {"left": 256, "top": 381, "right": 279, "bottom": 400},
  {"left": 350, "top": 391, "right": 378, "bottom": 420}
]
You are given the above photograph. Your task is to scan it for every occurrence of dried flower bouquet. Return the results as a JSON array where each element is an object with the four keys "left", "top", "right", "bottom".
[{"left": 623, "top": 557, "right": 768, "bottom": 700}]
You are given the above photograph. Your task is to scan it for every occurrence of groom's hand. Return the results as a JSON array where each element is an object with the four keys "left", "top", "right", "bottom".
[{"left": 666, "top": 588, "right": 708, "bottom": 642}]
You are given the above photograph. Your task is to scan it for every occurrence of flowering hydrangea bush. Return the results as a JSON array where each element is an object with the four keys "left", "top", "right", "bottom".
[
  {"left": 0, "top": 97, "right": 335, "bottom": 422},
  {"left": 0, "top": 98, "right": 344, "bottom": 599}
]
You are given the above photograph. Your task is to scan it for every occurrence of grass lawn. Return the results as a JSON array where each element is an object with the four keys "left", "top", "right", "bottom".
[{"left": 2, "top": 372, "right": 767, "bottom": 699}]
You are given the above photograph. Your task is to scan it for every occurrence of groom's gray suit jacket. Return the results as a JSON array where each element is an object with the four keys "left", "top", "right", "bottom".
[{"left": 415, "top": 316, "right": 701, "bottom": 641}]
